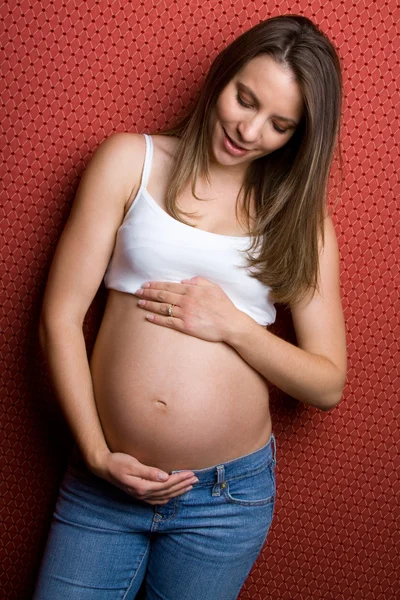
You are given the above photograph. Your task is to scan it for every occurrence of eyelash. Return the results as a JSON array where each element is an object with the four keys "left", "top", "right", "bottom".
[
  {"left": 236, "top": 93, "right": 287, "bottom": 135},
  {"left": 236, "top": 93, "right": 253, "bottom": 109},
  {"left": 273, "top": 124, "right": 286, "bottom": 135}
]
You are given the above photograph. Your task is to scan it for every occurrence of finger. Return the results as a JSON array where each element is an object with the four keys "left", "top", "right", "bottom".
[
  {"left": 140, "top": 282, "right": 188, "bottom": 294},
  {"left": 145, "top": 484, "right": 196, "bottom": 504},
  {"left": 181, "top": 276, "right": 216, "bottom": 286},
  {"left": 131, "top": 462, "right": 171, "bottom": 483},
  {"left": 140, "top": 472, "right": 197, "bottom": 495},
  {"left": 145, "top": 311, "right": 184, "bottom": 330},
  {"left": 137, "top": 299, "right": 182, "bottom": 318},
  {"left": 135, "top": 288, "right": 181, "bottom": 305},
  {"left": 124, "top": 473, "right": 196, "bottom": 501},
  {"left": 145, "top": 477, "right": 198, "bottom": 500},
  {"left": 126, "top": 470, "right": 195, "bottom": 496}
]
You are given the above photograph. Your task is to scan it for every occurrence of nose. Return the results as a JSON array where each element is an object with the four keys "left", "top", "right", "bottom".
[{"left": 237, "top": 115, "right": 264, "bottom": 144}]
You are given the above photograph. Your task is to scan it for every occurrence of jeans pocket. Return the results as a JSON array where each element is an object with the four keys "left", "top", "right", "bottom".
[{"left": 223, "top": 461, "right": 275, "bottom": 506}]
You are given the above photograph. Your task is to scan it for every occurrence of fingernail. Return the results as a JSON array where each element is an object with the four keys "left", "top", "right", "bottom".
[
  {"left": 138, "top": 299, "right": 146, "bottom": 306},
  {"left": 135, "top": 288, "right": 143, "bottom": 295},
  {"left": 141, "top": 283, "right": 150, "bottom": 288},
  {"left": 185, "top": 486, "right": 193, "bottom": 492},
  {"left": 158, "top": 472, "right": 169, "bottom": 481}
]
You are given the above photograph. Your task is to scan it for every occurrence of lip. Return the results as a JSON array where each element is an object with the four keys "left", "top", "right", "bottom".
[{"left": 222, "top": 129, "right": 250, "bottom": 156}]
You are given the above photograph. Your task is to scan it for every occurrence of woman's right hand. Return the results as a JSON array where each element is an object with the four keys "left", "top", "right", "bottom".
[{"left": 91, "top": 450, "right": 199, "bottom": 505}]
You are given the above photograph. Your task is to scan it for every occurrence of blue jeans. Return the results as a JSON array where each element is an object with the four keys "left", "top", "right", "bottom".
[{"left": 33, "top": 434, "right": 276, "bottom": 600}]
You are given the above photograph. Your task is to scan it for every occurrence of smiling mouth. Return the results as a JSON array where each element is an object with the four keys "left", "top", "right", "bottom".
[{"left": 223, "top": 129, "right": 248, "bottom": 151}]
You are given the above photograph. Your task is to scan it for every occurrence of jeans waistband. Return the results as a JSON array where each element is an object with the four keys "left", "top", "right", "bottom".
[{"left": 172, "top": 433, "right": 276, "bottom": 486}]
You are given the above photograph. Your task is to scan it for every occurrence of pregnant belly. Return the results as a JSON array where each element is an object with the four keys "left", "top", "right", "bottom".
[{"left": 90, "top": 290, "right": 272, "bottom": 471}]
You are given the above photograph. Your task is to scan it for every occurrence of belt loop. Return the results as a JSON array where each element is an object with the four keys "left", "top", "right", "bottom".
[
  {"left": 212, "top": 465, "right": 225, "bottom": 497},
  {"left": 271, "top": 433, "right": 277, "bottom": 467}
]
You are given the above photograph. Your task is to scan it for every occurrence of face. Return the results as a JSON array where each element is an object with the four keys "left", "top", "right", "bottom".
[{"left": 209, "top": 54, "right": 304, "bottom": 173}]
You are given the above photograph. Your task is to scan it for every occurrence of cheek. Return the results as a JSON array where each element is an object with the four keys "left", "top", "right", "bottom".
[
  {"left": 273, "top": 138, "right": 289, "bottom": 151},
  {"left": 258, "top": 136, "right": 290, "bottom": 159},
  {"left": 215, "top": 94, "right": 237, "bottom": 123},
  {"left": 270, "top": 131, "right": 295, "bottom": 152}
]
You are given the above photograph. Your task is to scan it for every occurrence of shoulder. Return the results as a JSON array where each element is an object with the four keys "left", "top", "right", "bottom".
[
  {"left": 94, "top": 133, "right": 181, "bottom": 208},
  {"left": 92, "top": 132, "right": 146, "bottom": 172},
  {"left": 84, "top": 133, "right": 151, "bottom": 206}
]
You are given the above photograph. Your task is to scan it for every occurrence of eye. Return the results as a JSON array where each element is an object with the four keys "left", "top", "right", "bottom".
[
  {"left": 272, "top": 123, "right": 287, "bottom": 135},
  {"left": 236, "top": 93, "right": 253, "bottom": 109}
]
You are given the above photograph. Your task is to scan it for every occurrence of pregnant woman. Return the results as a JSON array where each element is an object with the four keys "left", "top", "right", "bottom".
[{"left": 34, "top": 15, "right": 347, "bottom": 600}]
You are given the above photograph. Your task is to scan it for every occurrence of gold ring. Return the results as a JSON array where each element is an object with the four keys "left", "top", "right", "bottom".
[{"left": 167, "top": 304, "right": 175, "bottom": 317}]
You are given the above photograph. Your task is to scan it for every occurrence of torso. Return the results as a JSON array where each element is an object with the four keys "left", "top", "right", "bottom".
[{"left": 90, "top": 134, "right": 272, "bottom": 472}]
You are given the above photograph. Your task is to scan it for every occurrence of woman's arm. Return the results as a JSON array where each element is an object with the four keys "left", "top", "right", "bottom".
[
  {"left": 40, "top": 133, "right": 196, "bottom": 502},
  {"left": 40, "top": 133, "right": 137, "bottom": 468},
  {"left": 134, "top": 217, "right": 347, "bottom": 411},
  {"left": 225, "top": 217, "right": 347, "bottom": 410}
]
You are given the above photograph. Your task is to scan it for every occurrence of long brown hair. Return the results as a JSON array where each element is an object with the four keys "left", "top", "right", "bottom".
[{"left": 158, "top": 15, "right": 342, "bottom": 305}]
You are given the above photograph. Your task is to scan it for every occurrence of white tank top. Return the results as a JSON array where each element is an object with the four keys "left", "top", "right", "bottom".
[{"left": 104, "top": 134, "right": 276, "bottom": 326}]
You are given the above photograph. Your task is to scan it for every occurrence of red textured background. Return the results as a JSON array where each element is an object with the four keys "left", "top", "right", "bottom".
[{"left": 1, "top": 1, "right": 399, "bottom": 599}]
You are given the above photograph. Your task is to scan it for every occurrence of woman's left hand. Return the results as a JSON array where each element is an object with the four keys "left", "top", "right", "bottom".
[{"left": 133, "top": 276, "right": 242, "bottom": 343}]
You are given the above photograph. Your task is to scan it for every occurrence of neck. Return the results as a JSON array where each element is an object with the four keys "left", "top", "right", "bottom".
[{"left": 206, "top": 160, "right": 249, "bottom": 189}]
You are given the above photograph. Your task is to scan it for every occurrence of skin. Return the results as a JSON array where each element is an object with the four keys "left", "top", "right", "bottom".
[
  {"left": 39, "top": 55, "right": 347, "bottom": 505},
  {"left": 208, "top": 54, "right": 303, "bottom": 179}
]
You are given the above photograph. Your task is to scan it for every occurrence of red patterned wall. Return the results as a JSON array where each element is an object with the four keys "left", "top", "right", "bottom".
[{"left": 1, "top": 1, "right": 398, "bottom": 598}]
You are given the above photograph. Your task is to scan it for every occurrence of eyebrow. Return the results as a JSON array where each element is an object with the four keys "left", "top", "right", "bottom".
[{"left": 238, "top": 83, "right": 299, "bottom": 127}]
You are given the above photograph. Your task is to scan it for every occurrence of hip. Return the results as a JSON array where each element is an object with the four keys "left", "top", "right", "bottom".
[
  {"left": 36, "top": 436, "right": 277, "bottom": 599},
  {"left": 68, "top": 432, "right": 277, "bottom": 521}
]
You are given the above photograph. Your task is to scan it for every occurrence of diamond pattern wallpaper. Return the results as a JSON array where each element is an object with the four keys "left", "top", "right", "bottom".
[{"left": 0, "top": 1, "right": 398, "bottom": 599}]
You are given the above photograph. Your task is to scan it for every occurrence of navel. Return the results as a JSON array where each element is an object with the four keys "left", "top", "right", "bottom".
[{"left": 155, "top": 399, "right": 168, "bottom": 409}]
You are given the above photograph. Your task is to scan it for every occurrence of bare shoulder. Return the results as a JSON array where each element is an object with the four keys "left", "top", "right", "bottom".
[
  {"left": 99, "top": 131, "right": 145, "bottom": 156},
  {"left": 78, "top": 132, "right": 152, "bottom": 215},
  {"left": 92, "top": 132, "right": 146, "bottom": 186}
]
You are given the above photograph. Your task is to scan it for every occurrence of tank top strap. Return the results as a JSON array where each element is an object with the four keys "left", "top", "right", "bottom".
[{"left": 140, "top": 133, "right": 154, "bottom": 191}]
